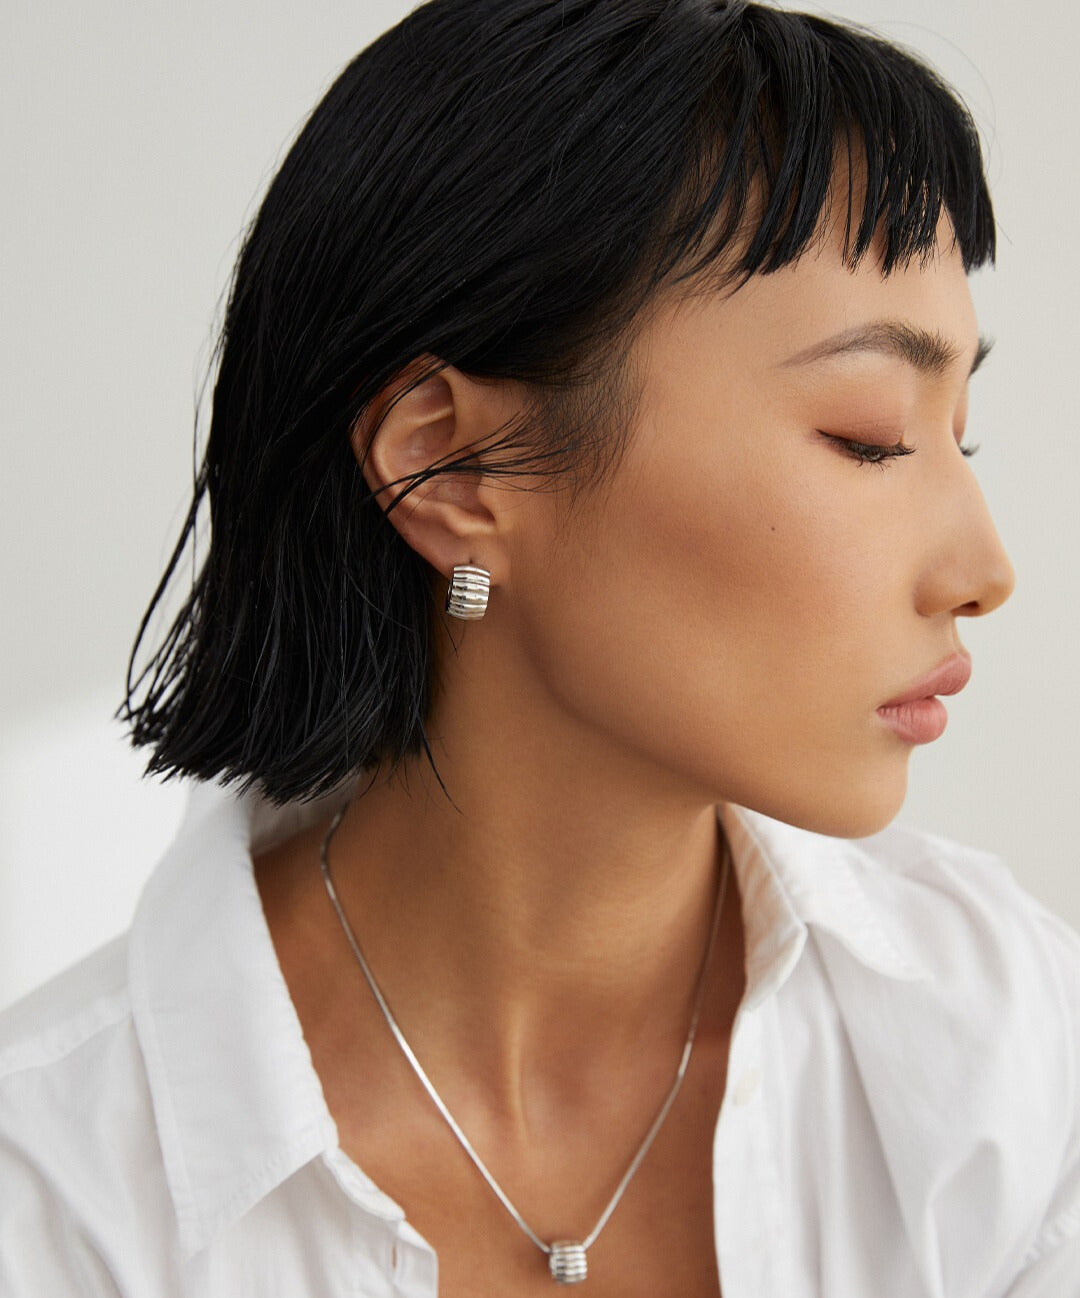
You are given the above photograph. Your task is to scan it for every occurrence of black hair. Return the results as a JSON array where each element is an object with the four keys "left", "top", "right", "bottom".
[{"left": 120, "top": 0, "right": 997, "bottom": 805}]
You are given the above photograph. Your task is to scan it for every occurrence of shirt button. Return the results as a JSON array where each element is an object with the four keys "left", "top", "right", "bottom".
[{"left": 732, "top": 1063, "right": 761, "bottom": 1106}]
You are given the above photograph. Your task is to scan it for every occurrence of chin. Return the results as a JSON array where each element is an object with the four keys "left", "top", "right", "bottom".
[{"left": 742, "top": 776, "right": 908, "bottom": 842}]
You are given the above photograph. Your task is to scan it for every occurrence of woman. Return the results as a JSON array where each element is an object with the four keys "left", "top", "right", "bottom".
[{"left": 1, "top": 0, "right": 1077, "bottom": 1293}]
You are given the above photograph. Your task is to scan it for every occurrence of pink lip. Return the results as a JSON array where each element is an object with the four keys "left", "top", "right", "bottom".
[
  {"left": 876, "top": 697, "right": 949, "bottom": 744},
  {"left": 878, "top": 652, "right": 972, "bottom": 710},
  {"left": 875, "top": 653, "right": 971, "bottom": 745}
]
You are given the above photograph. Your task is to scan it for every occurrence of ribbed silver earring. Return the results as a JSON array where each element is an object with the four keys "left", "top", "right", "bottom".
[{"left": 445, "top": 563, "right": 491, "bottom": 620}]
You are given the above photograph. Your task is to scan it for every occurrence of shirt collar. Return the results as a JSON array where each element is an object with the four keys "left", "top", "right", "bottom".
[
  {"left": 128, "top": 778, "right": 356, "bottom": 1259},
  {"left": 719, "top": 801, "right": 934, "bottom": 1011},
  {"left": 128, "top": 779, "right": 931, "bottom": 1257}
]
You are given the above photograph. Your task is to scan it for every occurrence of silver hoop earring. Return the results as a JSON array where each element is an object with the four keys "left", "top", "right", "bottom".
[{"left": 445, "top": 563, "right": 491, "bottom": 620}]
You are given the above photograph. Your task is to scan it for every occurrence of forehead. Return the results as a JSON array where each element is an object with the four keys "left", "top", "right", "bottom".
[
  {"left": 650, "top": 199, "right": 978, "bottom": 381},
  {"left": 624, "top": 131, "right": 985, "bottom": 398}
]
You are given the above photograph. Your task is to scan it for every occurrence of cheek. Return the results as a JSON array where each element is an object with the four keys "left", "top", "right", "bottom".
[
  {"left": 624, "top": 434, "right": 883, "bottom": 666},
  {"left": 517, "top": 430, "right": 889, "bottom": 753},
  {"left": 505, "top": 400, "right": 916, "bottom": 835}
]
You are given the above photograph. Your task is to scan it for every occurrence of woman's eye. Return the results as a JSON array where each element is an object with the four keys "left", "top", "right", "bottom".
[{"left": 817, "top": 432, "right": 980, "bottom": 471}]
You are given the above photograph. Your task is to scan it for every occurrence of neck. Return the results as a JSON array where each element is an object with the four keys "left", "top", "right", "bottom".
[{"left": 311, "top": 620, "right": 742, "bottom": 1117}]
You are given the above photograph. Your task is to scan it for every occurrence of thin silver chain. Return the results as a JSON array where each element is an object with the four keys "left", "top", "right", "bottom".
[{"left": 319, "top": 800, "right": 730, "bottom": 1265}]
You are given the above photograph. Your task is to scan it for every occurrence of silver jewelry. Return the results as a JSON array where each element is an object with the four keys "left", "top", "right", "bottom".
[
  {"left": 319, "top": 802, "right": 731, "bottom": 1285},
  {"left": 445, "top": 562, "right": 491, "bottom": 619}
]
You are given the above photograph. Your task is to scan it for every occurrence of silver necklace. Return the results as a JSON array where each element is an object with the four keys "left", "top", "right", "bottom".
[{"left": 319, "top": 802, "right": 731, "bottom": 1286}]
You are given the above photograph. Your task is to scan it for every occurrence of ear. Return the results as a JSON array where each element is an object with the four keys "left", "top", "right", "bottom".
[{"left": 350, "top": 355, "right": 518, "bottom": 591}]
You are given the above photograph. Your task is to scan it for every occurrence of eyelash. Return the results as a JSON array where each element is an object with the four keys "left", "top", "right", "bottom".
[{"left": 822, "top": 434, "right": 981, "bottom": 471}]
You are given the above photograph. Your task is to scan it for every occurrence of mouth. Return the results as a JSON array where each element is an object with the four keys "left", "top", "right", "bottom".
[
  {"left": 878, "top": 652, "right": 972, "bottom": 711},
  {"left": 875, "top": 652, "right": 971, "bottom": 745}
]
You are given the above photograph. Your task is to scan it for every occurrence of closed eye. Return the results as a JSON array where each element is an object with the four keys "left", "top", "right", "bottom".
[{"left": 817, "top": 432, "right": 980, "bottom": 471}]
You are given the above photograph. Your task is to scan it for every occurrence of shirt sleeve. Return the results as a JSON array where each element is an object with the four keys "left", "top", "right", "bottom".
[{"left": 1003, "top": 900, "right": 1080, "bottom": 1294}]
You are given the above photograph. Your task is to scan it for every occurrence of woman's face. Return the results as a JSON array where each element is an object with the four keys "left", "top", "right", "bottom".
[{"left": 500, "top": 207, "right": 1015, "bottom": 838}]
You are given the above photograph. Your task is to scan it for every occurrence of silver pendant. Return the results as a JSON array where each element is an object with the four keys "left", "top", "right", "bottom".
[{"left": 549, "top": 1241, "right": 588, "bottom": 1284}]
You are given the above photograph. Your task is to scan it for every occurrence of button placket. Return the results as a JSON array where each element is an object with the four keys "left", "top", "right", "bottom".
[
  {"left": 724, "top": 1005, "right": 762, "bottom": 1113},
  {"left": 713, "top": 1005, "right": 786, "bottom": 1295},
  {"left": 390, "top": 1218, "right": 439, "bottom": 1297},
  {"left": 732, "top": 1061, "right": 761, "bottom": 1106}
]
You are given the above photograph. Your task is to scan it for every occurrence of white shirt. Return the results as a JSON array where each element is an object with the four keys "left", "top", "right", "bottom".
[{"left": 1, "top": 779, "right": 1078, "bottom": 1297}]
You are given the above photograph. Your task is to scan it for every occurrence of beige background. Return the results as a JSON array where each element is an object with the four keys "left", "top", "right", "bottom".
[{"left": 1, "top": 0, "right": 1076, "bottom": 1007}]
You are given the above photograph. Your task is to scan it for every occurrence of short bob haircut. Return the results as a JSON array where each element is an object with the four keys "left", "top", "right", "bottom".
[{"left": 121, "top": 0, "right": 996, "bottom": 806}]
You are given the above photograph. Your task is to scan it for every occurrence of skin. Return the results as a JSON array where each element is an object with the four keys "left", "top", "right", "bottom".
[{"left": 253, "top": 170, "right": 1015, "bottom": 1297}]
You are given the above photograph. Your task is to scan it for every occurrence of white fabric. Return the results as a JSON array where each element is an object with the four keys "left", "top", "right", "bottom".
[{"left": 1, "top": 778, "right": 1078, "bottom": 1296}]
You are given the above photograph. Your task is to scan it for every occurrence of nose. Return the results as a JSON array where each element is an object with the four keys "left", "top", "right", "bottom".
[
  {"left": 915, "top": 458, "right": 1017, "bottom": 619},
  {"left": 955, "top": 536, "right": 1015, "bottom": 617}
]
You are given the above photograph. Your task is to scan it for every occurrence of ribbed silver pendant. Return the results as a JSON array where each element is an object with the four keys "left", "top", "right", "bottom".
[
  {"left": 445, "top": 564, "right": 491, "bottom": 619},
  {"left": 549, "top": 1241, "right": 588, "bottom": 1285}
]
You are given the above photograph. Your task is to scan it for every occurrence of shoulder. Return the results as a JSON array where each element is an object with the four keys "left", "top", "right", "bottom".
[
  {"left": 833, "top": 820, "right": 1080, "bottom": 1280},
  {"left": 837, "top": 817, "right": 1079, "bottom": 1095},
  {"left": 0, "top": 932, "right": 131, "bottom": 1072},
  {"left": 0, "top": 936, "right": 172, "bottom": 1293}
]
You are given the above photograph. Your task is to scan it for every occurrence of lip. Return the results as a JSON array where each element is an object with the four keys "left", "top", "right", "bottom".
[{"left": 878, "top": 652, "right": 972, "bottom": 710}]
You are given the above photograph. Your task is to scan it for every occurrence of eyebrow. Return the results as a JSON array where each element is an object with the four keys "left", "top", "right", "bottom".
[{"left": 777, "top": 319, "right": 994, "bottom": 379}]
